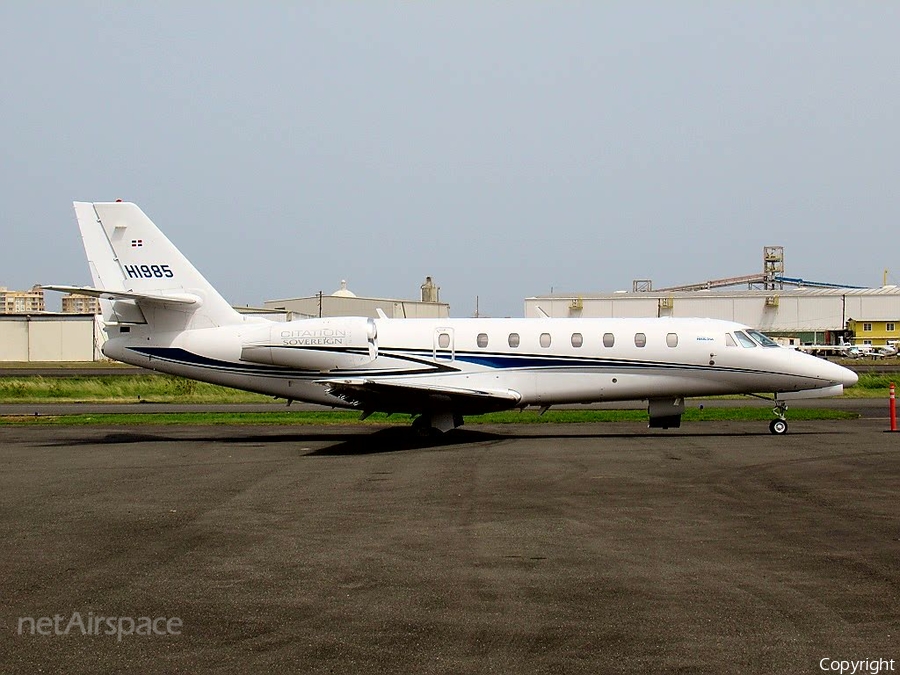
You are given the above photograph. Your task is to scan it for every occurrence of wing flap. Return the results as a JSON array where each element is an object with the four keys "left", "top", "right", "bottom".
[{"left": 317, "top": 378, "right": 522, "bottom": 415}]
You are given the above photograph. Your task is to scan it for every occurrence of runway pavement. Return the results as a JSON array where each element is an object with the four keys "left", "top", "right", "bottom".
[{"left": 1, "top": 419, "right": 898, "bottom": 674}]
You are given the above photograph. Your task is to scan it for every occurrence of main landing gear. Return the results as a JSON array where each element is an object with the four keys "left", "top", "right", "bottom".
[{"left": 411, "top": 411, "right": 464, "bottom": 438}]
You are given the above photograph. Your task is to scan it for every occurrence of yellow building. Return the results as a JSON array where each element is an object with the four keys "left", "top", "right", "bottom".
[
  {"left": 61, "top": 293, "right": 101, "bottom": 314},
  {"left": 847, "top": 319, "right": 900, "bottom": 346},
  {"left": 0, "top": 285, "right": 45, "bottom": 314}
]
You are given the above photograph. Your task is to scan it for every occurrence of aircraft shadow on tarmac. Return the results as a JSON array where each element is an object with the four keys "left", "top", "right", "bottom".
[
  {"left": 305, "top": 427, "right": 506, "bottom": 455},
  {"left": 38, "top": 427, "right": 506, "bottom": 455},
  {"left": 37, "top": 425, "right": 833, "bottom": 456}
]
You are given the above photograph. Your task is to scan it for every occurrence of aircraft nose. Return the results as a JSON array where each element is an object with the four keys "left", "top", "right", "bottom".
[{"left": 833, "top": 362, "right": 858, "bottom": 388}]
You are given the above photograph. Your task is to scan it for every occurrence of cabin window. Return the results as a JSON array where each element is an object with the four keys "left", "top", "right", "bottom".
[
  {"left": 734, "top": 330, "right": 757, "bottom": 348},
  {"left": 863, "top": 323, "right": 872, "bottom": 332},
  {"left": 666, "top": 333, "right": 678, "bottom": 348},
  {"left": 476, "top": 333, "right": 488, "bottom": 348},
  {"left": 571, "top": 333, "right": 583, "bottom": 348},
  {"left": 725, "top": 333, "right": 737, "bottom": 347},
  {"left": 888, "top": 323, "right": 896, "bottom": 332},
  {"left": 438, "top": 332, "right": 451, "bottom": 348},
  {"left": 540, "top": 333, "right": 552, "bottom": 348},
  {"left": 634, "top": 333, "right": 646, "bottom": 348},
  {"left": 603, "top": 332, "right": 615, "bottom": 348},
  {"left": 745, "top": 329, "right": 779, "bottom": 348},
  {"left": 508, "top": 333, "right": 520, "bottom": 348}
]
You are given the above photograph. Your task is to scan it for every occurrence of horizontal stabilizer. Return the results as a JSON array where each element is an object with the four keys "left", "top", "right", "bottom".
[{"left": 40, "top": 285, "right": 200, "bottom": 306}]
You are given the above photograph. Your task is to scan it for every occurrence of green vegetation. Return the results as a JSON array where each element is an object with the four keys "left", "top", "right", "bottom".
[
  {"left": 0, "top": 375, "right": 271, "bottom": 404},
  {"left": 0, "top": 371, "right": 896, "bottom": 403},
  {"left": 1, "top": 411, "right": 395, "bottom": 426},
  {"left": 846, "top": 372, "right": 900, "bottom": 397},
  {"left": 0, "top": 370, "right": 877, "bottom": 425}
]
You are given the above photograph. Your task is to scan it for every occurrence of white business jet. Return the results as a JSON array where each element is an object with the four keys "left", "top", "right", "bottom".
[{"left": 44, "top": 202, "right": 858, "bottom": 436}]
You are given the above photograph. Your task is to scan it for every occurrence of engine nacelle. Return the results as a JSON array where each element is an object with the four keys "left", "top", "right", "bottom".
[{"left": 240, "top": 317, "right": 377, "bottom": 371}]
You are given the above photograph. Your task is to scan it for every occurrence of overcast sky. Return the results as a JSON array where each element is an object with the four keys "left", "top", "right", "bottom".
[{"left": 2, "top": 3, "right": 898, "bottom": 317}]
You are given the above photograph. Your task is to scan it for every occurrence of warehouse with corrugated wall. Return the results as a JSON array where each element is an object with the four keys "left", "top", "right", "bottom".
[
  {"left": 525, "top": 287, "right": 900, "bottom": 345},
  {"left": 0, "top": 315, "right": 102, "bottom": 361}
]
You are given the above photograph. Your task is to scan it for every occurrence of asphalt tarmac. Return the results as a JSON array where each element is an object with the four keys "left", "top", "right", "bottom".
[{"left": 1, "top": 418, "right": 898, "bottom": 674}]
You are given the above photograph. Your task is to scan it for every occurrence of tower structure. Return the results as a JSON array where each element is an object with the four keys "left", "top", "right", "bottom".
[{"left": 763, "top": 246, "right": 784, "bottom": 291}]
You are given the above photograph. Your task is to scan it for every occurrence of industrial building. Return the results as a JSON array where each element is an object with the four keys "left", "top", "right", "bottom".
[
  {"left": 0, "top": 308, "right": 282, "bottom": 362},
  {"left": 0, "top": 286, "right": 104, "bottom": 361},
  {"left": 0, "top": 314, "right": 104, "bottom": 361},
  {"left": 265, "top": 278, "right": 450, "bottom": 320},
  {"left": 525, "top": 287, "right": 900, "bottom": 346},
  {"left": 526, "top": 248, "right": 900, "bottom": 347},
  {"left": 4, "top": 246, "right": 897, "bottom": 362},
  {"left": 0, "top": 278, "right": 447, "bottom": 362}
]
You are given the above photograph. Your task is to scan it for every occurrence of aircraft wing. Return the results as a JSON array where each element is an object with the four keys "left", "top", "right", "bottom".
[
  {"left": 317, "top": 378, "right": 522, "bottom": 416},
  {"left": 40, "top": 285, "right": 200, "bottom": 306}
]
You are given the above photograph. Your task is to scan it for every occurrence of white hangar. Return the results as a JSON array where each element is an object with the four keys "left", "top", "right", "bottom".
[
  {"left": 0, "top": 314, "right": 105, "bottom": 362},
  {"left": 524, "top": 287, "right": 900, "bottom": 346}
]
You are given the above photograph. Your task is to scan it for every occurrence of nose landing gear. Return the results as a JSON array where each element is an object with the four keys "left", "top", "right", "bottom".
[
  {"left": 769, "top": 400, "right": 788, "bottom": 435},
  {"left": 749, "top": 394, "right": 790, "bottom": 434}
]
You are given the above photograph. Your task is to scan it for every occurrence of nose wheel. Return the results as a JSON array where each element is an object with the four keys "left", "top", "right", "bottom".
[
  {"left": 769, "top": 418, "right": 788, "bottom": 435},
  {"left": 769, "top": 400, "right": 788, "bottom": 435}
]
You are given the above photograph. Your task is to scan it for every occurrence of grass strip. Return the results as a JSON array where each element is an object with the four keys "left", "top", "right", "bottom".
[
  {"left": 0, "top": 372, "right": 896, "bottom": 403},
  {"left": 0, "top": 375, "right": 271, "bottom": 403}
]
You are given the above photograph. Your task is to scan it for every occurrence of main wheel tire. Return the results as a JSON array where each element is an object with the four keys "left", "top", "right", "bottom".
[
  {"left": 769, "top": 419, "right": 788, "bottom": 435},
  {"left": 411, "top": 415, "right": 445, "bottom": 439}
]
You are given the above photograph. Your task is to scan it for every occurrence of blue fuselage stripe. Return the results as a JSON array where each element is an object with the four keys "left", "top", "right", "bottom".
[{"left": 127, "top": 346, "right": 786, "bottom": 380}]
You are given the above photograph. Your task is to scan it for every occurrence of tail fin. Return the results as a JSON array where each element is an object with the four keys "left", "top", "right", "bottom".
[{"left": 72, "top": 201, "right": 242, "bottom": 329}]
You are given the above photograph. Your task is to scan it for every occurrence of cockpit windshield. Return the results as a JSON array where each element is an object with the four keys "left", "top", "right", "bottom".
[
  {"left": 733, "top": 331, "right": 757, "bottom": 348},
  {"left": 746, "top": 329, "right": 780, "bottom": 348}
]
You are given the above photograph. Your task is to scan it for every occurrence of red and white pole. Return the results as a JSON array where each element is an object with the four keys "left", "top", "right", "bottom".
[{"left": 890, "top": 382, "right": 897, "bottom": 432}]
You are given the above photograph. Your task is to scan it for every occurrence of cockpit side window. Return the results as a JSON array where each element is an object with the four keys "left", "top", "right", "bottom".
[
  {"left": 746, "top": 329, "right": 779, "bottom": 348},
  {"left": 734, "top": 330, "right": 757, "bottom": 348},
  {"left": 725, "top": 334, "right": 737, "bottom": 347}
]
